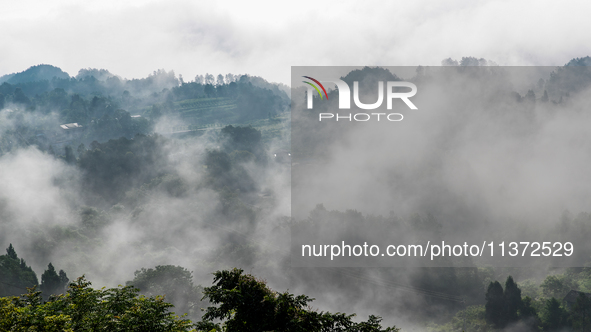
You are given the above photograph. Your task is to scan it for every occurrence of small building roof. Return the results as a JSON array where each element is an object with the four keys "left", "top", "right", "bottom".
[
  {"left": 564, "top": 290, "right": 591, "bottom": 304},
  {"left": 60, "top": 123, "right": 82, "bottom": 130}
]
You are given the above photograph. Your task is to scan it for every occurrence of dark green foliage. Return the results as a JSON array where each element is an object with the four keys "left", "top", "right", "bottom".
[
  {"left": 196, "top": 268, "right": 400, "bottom": 332},
  {"left": 0, "top": 270, "right": 406, "bottom": 332},
  {"left": 0, "top": 244, "right": 38, "bottom": 297},
  {"left": 204, "top": 84, "right": 215, "bottom": 97},
  {"left": 238, "top": 75, "right": 289, "bottom": 100},
  {"left": 87, "top": 101, "right": 147, "bottom": 141},
  {"left": 40, "top": 263, "right": 69, "bottom": 301},
  {"left": 64, "top": 145, "right": 76, "bottom": 164},
  {"left": 220, "top": 125, "right": 262, "bottom": 154},
  {"left": 520, "top": 296, "right": 537, "bottom": 317},
  {"left": 541, "top": 275, "right": 573, "bottom": 299},
  {"left": 171, "top": 82, "right": 205, "bottom": 100},
  {"left": 485, "top": 281, "right": 505, "bottom": 328},
  {"left": 60, "top": 93, "right": 89, "bottom": 124},
  {"left": 0, "top": 276, "right": 193, "bottom": 331},
  {"left": 504, "top": 276, "right": 523, "bottom": 324},
  {"left": 235, "top": 80, "right": 286, "bottom": 121},
  {"left": 46, "top": 87, "right": 69, "bottom": 111},
  {"left": 13, "top": 87, "right": 30, "bottom": 105},
  {"left": 215, "top": 126, "right": 267, "bottom": 181},
  {"left": 90, "top": 95, "right": 111, "bottom": 119},
  {"left": 5, "top": 244, "right": 17, "bottom": 260},
  {"left": 484, "top": 276, "right": 532, "bottom": 328},
  {"left": 78, "top": 134, "right": 168, "bottom": 203},
  {"left": 541, "top": 297, "right": 569, "bottom": 331},
  {"left": 571, "top": 293, "right": 591, "bottom": 332},
  {"left": 126, "top": 265, "right": 205, "bottom": 320}
]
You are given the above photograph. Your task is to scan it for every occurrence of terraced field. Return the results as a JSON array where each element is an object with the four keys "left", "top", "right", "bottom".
[
  {"left": 175, "top": 97, "right": 239, "bottom": 125},
  {"left": 145, "top": 96, "right": 289, "bottom": 144}
]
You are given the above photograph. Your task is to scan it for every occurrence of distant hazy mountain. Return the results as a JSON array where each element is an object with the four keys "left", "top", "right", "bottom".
[
  {"left": 0, "top": 64, "right": 70, "bottom": 84},
  {"left": 565, "top": 56, "right": 591, "bottom": 66}
]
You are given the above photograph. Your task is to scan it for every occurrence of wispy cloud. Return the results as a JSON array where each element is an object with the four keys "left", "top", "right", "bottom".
[{"left": 1, "top": 0, "right": 590, "bottom": 85}]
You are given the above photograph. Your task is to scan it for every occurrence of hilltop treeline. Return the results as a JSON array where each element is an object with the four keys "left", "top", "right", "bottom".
[{"left": 0, "top": 64, "right": 289, "bottom": 156}]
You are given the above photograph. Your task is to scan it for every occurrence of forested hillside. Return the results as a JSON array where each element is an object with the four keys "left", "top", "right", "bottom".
[{"left": 1, "top": 59, "right": 591, "bottom": 331}]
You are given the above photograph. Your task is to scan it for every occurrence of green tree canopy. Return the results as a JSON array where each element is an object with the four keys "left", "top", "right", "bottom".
[
  {"left": 541, "top": 297, "right": 569, "bottom": 331},
  {"left": 0, "top": 244, "right": 38, "bottom": 297},
  {"left": 504, "top": 276, "right": 523, "bottom": 324},
  {"left": 0, "top": 276, "right": 193, "bottom": 331},
  {"left": 196, "top": 268, "right": 400, "bottom": 332},
  {"left": 485, "top": 280, "right": 505, "bottom": 328},
  {"left": 220, "top": 125, "right": 262, "bottom": 154},
  {"left": 40, "top": 263, "right": 69, "bottom": 301},
  {"left": 571, "top": 292, "right": 591, "bottom": 332},
  {"left": 126, "top": 265, "right": 205, "bottom": 320},
  {"left": 541, "top": 275, "right": 573, "bottom": 299}
]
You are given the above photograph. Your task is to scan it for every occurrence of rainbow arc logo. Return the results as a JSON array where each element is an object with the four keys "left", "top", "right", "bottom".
[{"left": 302, "top": 76, "right": 329, "bottom": 100}]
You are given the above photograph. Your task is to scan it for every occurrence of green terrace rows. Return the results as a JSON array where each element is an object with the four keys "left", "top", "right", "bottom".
[{"left": 176, "top": 97, "right": 238, "bottom": 120}]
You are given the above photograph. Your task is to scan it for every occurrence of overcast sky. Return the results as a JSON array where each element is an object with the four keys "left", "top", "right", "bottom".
[{"left": 2, "top": 0, "right": 590, "bottom": 85}]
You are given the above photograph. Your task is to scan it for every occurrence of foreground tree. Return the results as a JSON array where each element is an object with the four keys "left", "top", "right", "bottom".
[
  {"left": 196, "top": 268, "right": 400, "bottom": 332},
  {"left": 126, "top": 265, "right": 205, "bottom": 320},
  {"left": 0, "top": 276, "right": 193, "bottom": 331}
]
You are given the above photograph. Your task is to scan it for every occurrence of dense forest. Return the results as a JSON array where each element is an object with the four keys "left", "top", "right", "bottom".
[{"left": 1, "top": 58, "right": 591, "bottom": 330}]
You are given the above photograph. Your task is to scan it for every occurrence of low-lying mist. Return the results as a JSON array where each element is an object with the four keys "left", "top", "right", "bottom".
[{"left": 2, "top": 62, "right": 591, "bottom": 330}]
